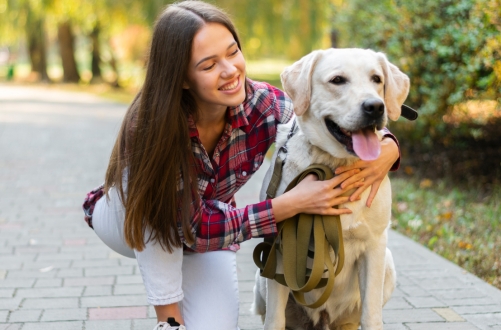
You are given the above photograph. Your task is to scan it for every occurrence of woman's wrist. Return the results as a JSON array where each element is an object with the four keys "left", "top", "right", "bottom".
[{"left": 271, "top": 192, "right": 299, "bottom": 223}]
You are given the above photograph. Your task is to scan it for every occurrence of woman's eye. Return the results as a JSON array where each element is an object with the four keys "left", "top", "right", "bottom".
[
  {"left": 203, "top": 63, "right": 216, "bottom": 71},
  {"left": 372, "top": 75, "right": 382, "bottom": 84},
  {"left": 230, "top": 48, "right": 239, "bottom": 56},
  {"left": 329, "top": 76, "right": 346, "bottom": 85}
]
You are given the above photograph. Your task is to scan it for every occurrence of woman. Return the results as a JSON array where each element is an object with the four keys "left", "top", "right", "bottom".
[{"left": 83, "top": 1, "right": 400, "bottom": 329}]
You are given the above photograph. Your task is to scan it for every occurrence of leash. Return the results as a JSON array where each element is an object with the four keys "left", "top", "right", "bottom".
[{"left": 254, "top": 164, "right": 346, "bottom": 308}]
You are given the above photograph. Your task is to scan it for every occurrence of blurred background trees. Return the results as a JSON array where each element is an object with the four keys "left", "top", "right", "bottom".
[{"left": 0, "top": 0, "right": 499, "bottom": 183}]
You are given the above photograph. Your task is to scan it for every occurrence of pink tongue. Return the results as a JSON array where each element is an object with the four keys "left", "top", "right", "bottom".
[{"left": 352, "top": 128, "right": 380, "bottom": 161}]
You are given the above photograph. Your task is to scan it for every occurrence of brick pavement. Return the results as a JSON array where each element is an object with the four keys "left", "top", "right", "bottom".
[{"left": 0, "top": 84, "right": 500, "bottom": 329}]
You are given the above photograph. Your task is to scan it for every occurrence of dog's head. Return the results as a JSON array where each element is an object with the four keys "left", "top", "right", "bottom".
[{"left": 281, "top": 48, "right": 410, "bottom": 161}]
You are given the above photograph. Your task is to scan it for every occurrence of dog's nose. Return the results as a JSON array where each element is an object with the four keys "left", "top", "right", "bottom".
[{"left": 362, "top": 99, "right": 385, "bottom": 119}]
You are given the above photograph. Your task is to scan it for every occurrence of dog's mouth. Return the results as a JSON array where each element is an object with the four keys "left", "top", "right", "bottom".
[{"left": 325, "top": 118, "right": 381, "bottom": 161}]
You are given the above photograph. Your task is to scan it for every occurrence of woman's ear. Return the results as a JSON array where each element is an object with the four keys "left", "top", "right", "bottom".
[{"left": 183, "top": 81, "right": 190, "bottom": 90}]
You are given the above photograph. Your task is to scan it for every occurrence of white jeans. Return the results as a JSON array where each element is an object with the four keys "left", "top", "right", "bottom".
[{"left": 92, "top": 188, "right": 240, "bottom": 330}]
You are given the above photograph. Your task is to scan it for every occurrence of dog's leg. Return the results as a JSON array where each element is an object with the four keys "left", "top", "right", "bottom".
[
  {"left": 264, "top": 278, "right": 290, "bottom": 330},
  {"left": 251, "top": 269, "right": 267, "bottom": 322},
  {"left": 382, "top": 248, "right": 396, "bottom": 306},
  {"left": 357, "top": 240, "right": 386, "bottom": 330}
]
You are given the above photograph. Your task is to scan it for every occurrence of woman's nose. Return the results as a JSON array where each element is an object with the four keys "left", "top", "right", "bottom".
[{"left": 221, "top": 60, "right": 237, "bottom": 78}]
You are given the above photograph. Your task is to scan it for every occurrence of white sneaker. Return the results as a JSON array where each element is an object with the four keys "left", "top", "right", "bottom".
[{"left": 153, "top": 318, "right": 186, "bottom": 330}]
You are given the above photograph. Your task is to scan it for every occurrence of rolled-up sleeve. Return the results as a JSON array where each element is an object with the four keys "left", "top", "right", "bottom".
[
  {"left": 184, "top": 198, "right": 277, "bottom": 253},
  {"left": 382, "top": 127, "right": 400, "bottom": 171}
]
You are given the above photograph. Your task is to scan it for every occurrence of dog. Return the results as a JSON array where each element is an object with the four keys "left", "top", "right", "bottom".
[{"left": 251, "top": 48, "right": 410, "bottom": 330}]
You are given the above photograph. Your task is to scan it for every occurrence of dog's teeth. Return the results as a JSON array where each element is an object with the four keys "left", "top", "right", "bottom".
[{"left": 340, "top": 128, "right": 351, "bottom": 136}]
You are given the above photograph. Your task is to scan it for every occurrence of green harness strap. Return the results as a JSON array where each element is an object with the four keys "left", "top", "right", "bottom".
[{"left": 253, "top": 164, "right": 345, "bottom": 308}]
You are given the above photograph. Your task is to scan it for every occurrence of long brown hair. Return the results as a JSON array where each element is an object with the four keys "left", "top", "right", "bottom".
[{"left": 104, "top": 1, "right": 243, "bottom": 252}]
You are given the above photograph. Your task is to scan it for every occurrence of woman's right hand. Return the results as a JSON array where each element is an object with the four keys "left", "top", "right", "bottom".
[{"left": 271, "top": 169, "right": 364, "bottom": 222}]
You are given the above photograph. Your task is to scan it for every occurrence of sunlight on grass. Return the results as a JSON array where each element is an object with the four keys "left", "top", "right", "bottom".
[{"left": 391, "top": 177, "right": 501, "bottom": 289}]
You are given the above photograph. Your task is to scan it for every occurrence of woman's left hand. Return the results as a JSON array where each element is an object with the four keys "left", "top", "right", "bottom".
[{"left": 334, "top": 137, "right": 400, "bottom": 207}]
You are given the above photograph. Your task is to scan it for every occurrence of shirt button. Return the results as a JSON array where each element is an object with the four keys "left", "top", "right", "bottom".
[
  {"left": 242, "top": 171, "right": 247, "bottom": 177},
  {"left": 210, "top": 178, "right": 215, "bottom": 183}
]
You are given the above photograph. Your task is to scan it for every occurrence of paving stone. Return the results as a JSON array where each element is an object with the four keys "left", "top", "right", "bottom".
[
  {"left": 64, "top": 276, "right": 114, "bottom": 287},
  {"left": 399, "top": 285, "right": 431, "bottom": 297},
  {"left": 0, "top": 298, "right": 23, "bottom": 310},
  {"left": 84, "top": 319, "right": 132, "bottom": 330},
  {"left": 406, "top": 296, "right": 447, "bottom": 308},
  {"left": 433, "top": 308, "right": 466, "bottom": 322},
  {"left": 83, "top": 286, "right": 113, "bottom": 297},
  {"left": 34, "top": 279, "right": 63, "bottom": 288},
  {"left": 16, "top": 287, "right": 84, "bottom": 298},
  {"left": 88, "top": 306, "right": 147, "bottom": 320},
  {"left": 22, "top": 321, "right": 84, "bottom": 330},
  {"left": 452, "top": 305, "right": 501, "bottom": 315},
  {"left": 84, "top": 266, "right": 133, "bottom": 277},
  {"left": 0, "top": 323, "right": 22, "bottom": 330},
  {"left": 463, "top": 313, "right": 501, "bottom": 329},
  {"left": 0, "top": 279, "right": 35, "bottom": 288},
  {"left": 113, "top": 284, "right": 146, "bottom": 295},
  {"left": 384, "top": 297, "right": 414, "bottom": 310},
  {"left": 21, "top": 298, "right": 79, "bottom": 309},
  {"left": 132, "top": 318, "right": 159, "bottom": 329},
  {"left": 81, "top": 295, "right": 146, "bottom": 308},
  {"left": 0, "top": 311, "right": 7, "bottom": 323},
  {"left": 115, "top": 275, "right": 142, "bottom": 285},
  {"left": 383, "top": 308, "right": 445, "bottom": 323},
  {"left": 9, "top": 309, "right": 42, "bottom": 322},
  {"left": 72, "top": 260, "right": 120, "bottom": 268},
  {"left": 0, "top": 289, "right": 14, "bottom": 298},
  {"left": 56, "top": 268, "right": 84, "bottom": 278},
  {"left": 41, "top": 308, "right": 87, "bottom": 321},
  {"left": 406, "top": 323, "right": 479, "bottom": 330}
]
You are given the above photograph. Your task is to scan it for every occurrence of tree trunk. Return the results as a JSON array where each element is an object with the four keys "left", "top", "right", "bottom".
[
  {"left": 90, "top": 24, "right": 102, "bottom": 83},
  {"left": 58, "top": 21, "right": 80, "bottom": 83},
  {"left": 26, "top": 14, "right": 49, "bottom": 82},
  {"left": 108, "top": 44, "right": 120, "bottom": 88}
]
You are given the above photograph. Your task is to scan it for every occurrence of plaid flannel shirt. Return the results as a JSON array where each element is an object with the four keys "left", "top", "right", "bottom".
[{"left": 83, "top": 78, "right": 400, "bottom": 253}]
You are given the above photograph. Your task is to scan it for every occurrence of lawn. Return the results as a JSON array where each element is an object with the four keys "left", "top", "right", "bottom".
[{"left": 390, "top": 176, "right": 501, "bottom": 289}]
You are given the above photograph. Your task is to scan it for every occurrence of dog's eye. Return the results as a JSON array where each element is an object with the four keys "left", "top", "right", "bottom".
[
  {"left": 329, "top": 76, "right": 347, "bottom": 85},
  {"left": 372, "top": 75, "right": 382, "bottom": 84}
]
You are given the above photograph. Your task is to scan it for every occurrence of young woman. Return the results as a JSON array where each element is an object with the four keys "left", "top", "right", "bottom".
[{"left": 83, "top": 1, "right": 401, "bottom": 329}]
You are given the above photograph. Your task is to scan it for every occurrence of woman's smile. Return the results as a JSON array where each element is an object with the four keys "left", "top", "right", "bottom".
[{"left": 218, "top": 76, "right": 241, "bottom": 92}]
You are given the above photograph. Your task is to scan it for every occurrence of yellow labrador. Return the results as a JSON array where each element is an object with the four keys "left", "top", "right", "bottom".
[{"left": 252, "top": 48, "right": 410, "bottom": 330}]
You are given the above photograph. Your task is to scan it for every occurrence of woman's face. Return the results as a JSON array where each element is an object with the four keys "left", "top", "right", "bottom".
[{"left": 184, "top": 23, "right": 246, "bottom": 112}]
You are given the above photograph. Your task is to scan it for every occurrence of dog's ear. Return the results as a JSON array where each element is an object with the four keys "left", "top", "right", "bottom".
[
  {"left": 280, "top": 50, "right": 323, "bottom": 116},
  {"left": 376, "top": 53, "right": 410, "bottom": 121}
]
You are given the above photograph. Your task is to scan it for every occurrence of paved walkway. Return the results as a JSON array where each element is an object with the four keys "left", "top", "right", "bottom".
[{"left": 0, "top": 84, "right": 500, "bottom": 330}]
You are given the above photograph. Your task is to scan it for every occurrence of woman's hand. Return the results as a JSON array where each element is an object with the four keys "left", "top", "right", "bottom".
[
  {"left": 334, "top": 137, "right": 399, "bottom": 207},
  {"left": 272, "top": 169, "right": 365, "bottom": 222}
]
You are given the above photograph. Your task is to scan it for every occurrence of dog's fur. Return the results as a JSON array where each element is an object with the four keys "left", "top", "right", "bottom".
[{"left": 251, "top": 48, "right": 410, "bottom": 330}]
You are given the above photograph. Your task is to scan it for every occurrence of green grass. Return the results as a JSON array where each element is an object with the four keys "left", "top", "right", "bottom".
[{"left": 390, "top": 176, "right": 501, "bottom": 289}]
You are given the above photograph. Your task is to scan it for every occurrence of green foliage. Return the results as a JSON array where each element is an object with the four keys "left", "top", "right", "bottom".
[
  {"left": 206, "top": 0, "right": 332, "bottom": 59},
  {"left": 332, "top": 0, "right": 501, "bottom": 144},
  {"left": 391, "top": 177, "right": 501, "bottom": 289}
]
